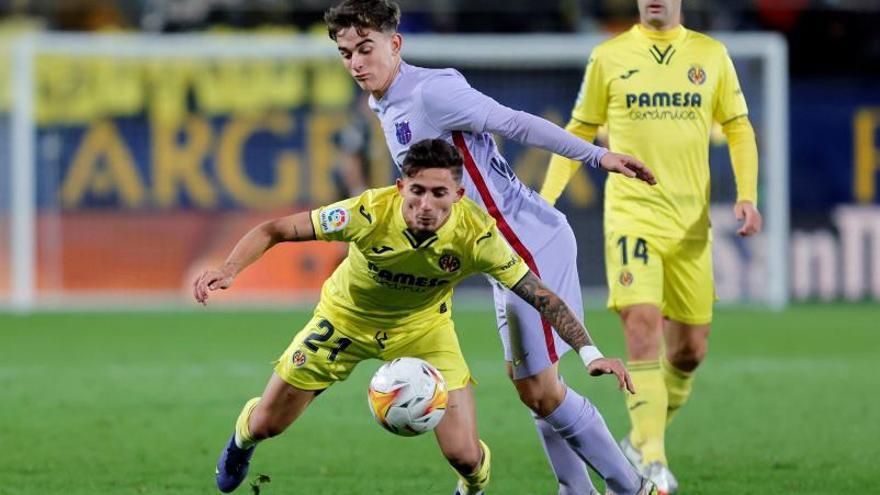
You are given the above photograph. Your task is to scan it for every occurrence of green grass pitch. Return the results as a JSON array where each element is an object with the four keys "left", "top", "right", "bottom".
[{"left": 0, "top": 304, "right": 876, "bottom": 494}]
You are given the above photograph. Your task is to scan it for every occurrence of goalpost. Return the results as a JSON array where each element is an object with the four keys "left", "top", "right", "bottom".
[{"left": 3, "top": 32, "right": 788, "bottom": 311}]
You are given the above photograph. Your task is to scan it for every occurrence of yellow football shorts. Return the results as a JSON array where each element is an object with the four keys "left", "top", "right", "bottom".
[
  {"left": 275, "top": 313, "right": 471, "bottom": 392},
  {"left": 604, "top": 232, "right": 714, "bottom": 325}
]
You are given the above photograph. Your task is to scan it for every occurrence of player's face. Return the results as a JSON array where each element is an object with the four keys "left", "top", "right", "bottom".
[
  {"left": 335, "top": 27, "right": 402, "bottom": 96},
  {"left": 396, "top": 168, "right": 464, "bottom": 234},
  {"left": 638, "top": 0, "right": 681, "bottom": 29}
]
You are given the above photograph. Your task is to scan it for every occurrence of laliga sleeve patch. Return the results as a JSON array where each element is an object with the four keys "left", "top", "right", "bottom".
[{"left": 319, "top": 207, "right": 350, "bottom": 234}]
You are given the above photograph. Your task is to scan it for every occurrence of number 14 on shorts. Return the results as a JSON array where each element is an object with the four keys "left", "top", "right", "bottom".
[{"left": 617, "top": 236, "right": 649, "bottom": 265}]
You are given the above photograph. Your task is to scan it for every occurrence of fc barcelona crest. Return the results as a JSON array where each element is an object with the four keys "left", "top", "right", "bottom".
[
  {"left": 438, "top": 254, "right": 461, "bottom": 273},
  {"left": 395, "top": 120, "right": 412, "bottom": 145},
  {"left": 687, "top": 65, "right": 707, "bottom": 85}
]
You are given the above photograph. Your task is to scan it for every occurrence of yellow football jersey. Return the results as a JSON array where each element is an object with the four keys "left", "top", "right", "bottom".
[
  {"left": 309, "top": 186, "right": 529, "bottom": 329},
  {"left": 573, "top": 25, "right": 749, "bottom": 239}
]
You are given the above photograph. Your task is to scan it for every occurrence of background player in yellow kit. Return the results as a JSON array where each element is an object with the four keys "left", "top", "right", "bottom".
[
  {"left": 195, "top": 139, "right": 639, "bottom": 494},
  {"left": 540, "top": 0, "right": 762, "bottom": 492}
]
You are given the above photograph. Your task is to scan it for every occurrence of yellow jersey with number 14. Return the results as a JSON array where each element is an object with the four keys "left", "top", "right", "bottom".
[{"left": 573, "top": 25, "right": 748, "bottom": 240}]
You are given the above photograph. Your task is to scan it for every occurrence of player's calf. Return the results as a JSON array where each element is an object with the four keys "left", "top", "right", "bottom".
[{"left": 215, "top": 387, "right": 307, "bottom": 493}]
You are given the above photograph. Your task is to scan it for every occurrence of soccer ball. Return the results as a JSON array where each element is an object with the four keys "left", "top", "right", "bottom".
[{"left": 367, "top": 357, "right": 448, "bottom": 437}]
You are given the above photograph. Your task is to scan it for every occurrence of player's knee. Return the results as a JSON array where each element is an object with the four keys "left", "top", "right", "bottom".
[
  {"left": 669, "top": 341, "right": 708, "bottom": 372},
  {"left": 515, "top": 387, "right": 544, "bottom": 414},
  {"left": 442, "top": 441, "right": 482, "bottom": 474},
  {"left": 513, "top": 377, "right": 564, "bottom": 416}
]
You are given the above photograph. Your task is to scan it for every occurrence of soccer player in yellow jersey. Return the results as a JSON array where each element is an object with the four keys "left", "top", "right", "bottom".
[
  {"left": 195, "top": 139, "right": 640, "bottom": 494},
  {"left": 540, "top": 1, "right": 763, "bottom": 492}
]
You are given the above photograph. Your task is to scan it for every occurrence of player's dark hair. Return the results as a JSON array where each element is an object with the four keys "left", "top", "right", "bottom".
[
  {"left": 325, "top": 0, "right": 401, "bottom": 41},
  {"left": 401, "top": 139, "right": 464, "bottom": 183}
]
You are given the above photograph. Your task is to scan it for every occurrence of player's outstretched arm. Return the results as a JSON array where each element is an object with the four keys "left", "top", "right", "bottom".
[
  {"left": 422, "top": 73, "right": 651, "bottom": 186},
  {"left": 510, "top": 271, "right": 635, "bottom": 393},
  {"left": 598, "top": 152, "right": 657, "bottom": 185},
  {"left": 193, "top": 212, "right": 316, "bottom": 305},
  {"left": 540, "top": 120, "right": 601, "bottom": 205},
  {"left": 485, "top": 103, "right": 654, "bottom": 186}
]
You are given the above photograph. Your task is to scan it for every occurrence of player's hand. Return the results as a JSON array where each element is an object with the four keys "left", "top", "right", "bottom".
[
  {"left": 734, "top": 201, "right": 763, "bottom": 237},
  {"left": 599, "top": 152, "right": 656, "bottom": 185},
  {"left": 192, "top": 265, "right": 236, "bottom": 305},
  {"left": 587, "top": 357, "right": 636, "bottom": 394}
]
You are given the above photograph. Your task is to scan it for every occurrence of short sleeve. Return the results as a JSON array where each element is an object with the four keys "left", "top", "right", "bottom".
[
  {"left": 713, "top": 52, "right": 749, "bottom": 124},
  {"left": 310, "top": 191, "right": 375, "bottom": 243},
  {"left": 472, "top": 225, "right": 530, "bottom": 289},
  {"left": 571, "top": 50, "right": 609, "bottom": 125}
]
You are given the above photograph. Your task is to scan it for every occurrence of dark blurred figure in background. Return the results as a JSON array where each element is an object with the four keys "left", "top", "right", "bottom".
[{"left": 331, "top": 93, "right": 373, "bottom": 199}]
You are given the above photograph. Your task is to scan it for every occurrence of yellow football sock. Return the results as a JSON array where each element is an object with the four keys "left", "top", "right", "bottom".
[
  {"left": 662, "top": 357, "right": 695, "bottom": 427},
  {"left": 626, "top": 360, "right": 668, "bottom": 465},
  {"left": 234, "top": 397, "right": 261, "bottom": 449},
  {"left": 455, "top": 440, "right": 491, "bottom": 494}
]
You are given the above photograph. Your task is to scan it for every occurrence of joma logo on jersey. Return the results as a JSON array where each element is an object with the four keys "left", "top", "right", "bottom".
[
  {"left": 625, "top": 92, "right": 702, "bottom": 109},
  {"left": 367, "top": 261, "right": 451, "bottom": 288}
]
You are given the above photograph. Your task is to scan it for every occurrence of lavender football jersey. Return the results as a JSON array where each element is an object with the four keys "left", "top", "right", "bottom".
[{"left": 369, "top": 62, "right": 608, "bottom": 256}]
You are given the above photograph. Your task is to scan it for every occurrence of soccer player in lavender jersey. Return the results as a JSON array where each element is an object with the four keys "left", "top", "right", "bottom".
[{"left": 325, "top": 2, "right": 657, "bottom": 494}]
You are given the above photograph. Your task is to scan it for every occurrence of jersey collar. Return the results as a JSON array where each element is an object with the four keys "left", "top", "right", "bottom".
[
  {"left": 368, "top": 60, "right": 411, "bottom": 113},
  {"left": 632, "top": 24, "right": 687, "bottom": 46},
  {"left": 392, "top": 193, "right": 459, "bottom": 249}
]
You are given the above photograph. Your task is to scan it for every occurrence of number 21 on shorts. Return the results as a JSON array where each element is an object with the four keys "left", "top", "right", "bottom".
[{"left": 303, "top": 319, "right": 353, "bottom": 362}]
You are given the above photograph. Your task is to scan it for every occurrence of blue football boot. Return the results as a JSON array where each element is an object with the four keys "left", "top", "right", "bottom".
[{"left": 215, "top": 434, "right": 255, "bottom": 493}]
